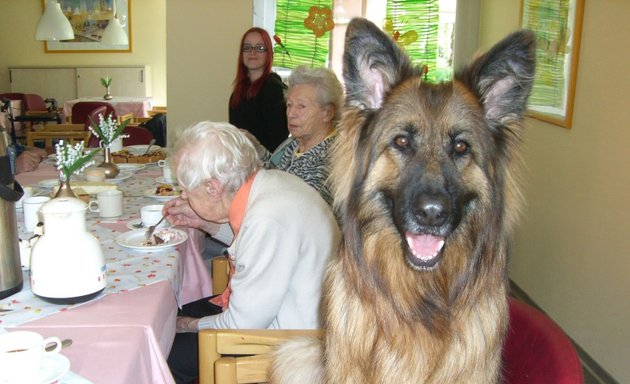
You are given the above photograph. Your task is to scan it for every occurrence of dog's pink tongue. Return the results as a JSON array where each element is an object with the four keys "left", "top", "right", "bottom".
[{"left": 406, "top": 234, "right": 445, "bottom": 260}]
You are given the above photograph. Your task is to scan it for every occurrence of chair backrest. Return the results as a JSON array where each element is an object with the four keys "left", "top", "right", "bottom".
[
  {"left": 23, "top": 94, "right": 48, "bottom": 112},
  {"left": 71, "top": 101, "right": 116, "bottom": 124},
  {"left": 198, "top": 329, "right": 324, "bottom": 384},
  {"left": 117, "top": 112, "right": 134, "bottom": 125},
  {"left": 122, "top": 125, "right": 154, "bottom": 146},
  {"left": 211, "top": 256, "right": 230, "bottom": 295},
  {"left": 197, "top": 298, "right": 583, "bottom": 384},
  {"left": 502, "top": 298, "right": 584, "bottom": 384},
  {"left": 26, "top": 124, "right": 89, "bottom": 149},
  {"left": 85, "top": 106, "right": 109, "bottom": 147}
]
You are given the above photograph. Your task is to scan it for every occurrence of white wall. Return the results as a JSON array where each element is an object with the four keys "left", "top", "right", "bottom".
[
  {"left": 0, "top": 0, "right": 167, "bottom": 106},
  {"left": 165, "top": 0, "right": 251, "bottom": 142},
  {"left": 479, "top": 0, "right": 630, "bottom": 382}
]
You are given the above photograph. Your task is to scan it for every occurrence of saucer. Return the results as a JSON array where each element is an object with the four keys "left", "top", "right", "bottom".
[
  {"left": 155, "top": 176, "right": 178, "bottom": 185},
  {"left": 3, "top": 354, "right": 72, "bottom": 384}
]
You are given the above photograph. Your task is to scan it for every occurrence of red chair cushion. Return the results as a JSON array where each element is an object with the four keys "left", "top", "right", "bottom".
[{"left": 503, "top": 298, "right": 584, "bottom": 384}]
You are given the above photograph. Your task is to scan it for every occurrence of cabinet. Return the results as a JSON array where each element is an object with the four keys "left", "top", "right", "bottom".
[{"left": 9, "top": 66, "right": 151, "bottom": 105}]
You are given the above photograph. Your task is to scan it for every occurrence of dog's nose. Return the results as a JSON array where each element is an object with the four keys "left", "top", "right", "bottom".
[{"left": 413, "top": 194, "right": 450, "bottom": 227}]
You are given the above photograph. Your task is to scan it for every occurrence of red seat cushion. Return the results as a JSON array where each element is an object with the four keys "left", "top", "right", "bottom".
[{"left": 503, "top": 298, "right": 584, "bottom": 384}]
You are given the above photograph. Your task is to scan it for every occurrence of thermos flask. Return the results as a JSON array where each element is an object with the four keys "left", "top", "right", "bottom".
[{"left": 0, "top": 128, "right": 24, "bottom": 299}]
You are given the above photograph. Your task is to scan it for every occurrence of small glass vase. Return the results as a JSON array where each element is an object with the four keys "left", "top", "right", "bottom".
[
  {"left": 104, "top": 86, "right": 113, "bottom": 100},
  {"left": 98, "top": 146, "right": 120, "bottom": 179},
  {"left": 54, "top": 176, "right": 78, "bottom": 199}
]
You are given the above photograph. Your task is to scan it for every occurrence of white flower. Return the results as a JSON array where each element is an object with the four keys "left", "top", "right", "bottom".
[
  {"left": 55, "top": 140, "right": 97, "bottom": 181},
  {"left": 87, "top": 112, "right": 130, "bottom": 147}
]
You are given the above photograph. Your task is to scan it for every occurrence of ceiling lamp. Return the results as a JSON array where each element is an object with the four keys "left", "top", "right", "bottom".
[
  {"left": 101, "top": 0, "right": 129, "bottom": 45},
  {"left": 35, "top": 0, "right": 75, "bottom": 41}
]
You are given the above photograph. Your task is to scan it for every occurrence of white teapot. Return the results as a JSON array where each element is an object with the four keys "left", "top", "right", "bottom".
[{"left": 30, "top": 197, "right": 106, "bottom": 304}]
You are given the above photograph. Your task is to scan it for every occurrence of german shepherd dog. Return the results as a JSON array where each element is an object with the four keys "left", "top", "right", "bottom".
[{"left": 272, "top": 18, "right": 535, "bottom": 384}]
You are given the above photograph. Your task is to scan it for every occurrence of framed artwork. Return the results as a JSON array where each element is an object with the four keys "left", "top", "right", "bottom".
[
  {"left": 44, "top": 0, "right": 132, "bottom": 53},
  {"left": 520, "top": 0, "right": 584, "bottom": 128}
]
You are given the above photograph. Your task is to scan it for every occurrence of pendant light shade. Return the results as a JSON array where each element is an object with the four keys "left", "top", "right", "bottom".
[
  {"left": 101, "top": 0, "right": 128, "bottom": 45},
  {"left": 101, "top": 17, "right": 128, "bottom": 45},
  {"left": 35, "top": 0, "right": 74, "bottom": 41}
]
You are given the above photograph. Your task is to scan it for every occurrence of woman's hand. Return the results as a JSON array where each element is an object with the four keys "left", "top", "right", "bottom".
[
  {"left": 163, "top": 198, "right": 204, "bottom": 227},
  {"left": 176, "top": 316, "right": 200, "bottom": 333},
  {"left": 163, "top": 198, "right": 221, "bottom": 235}
]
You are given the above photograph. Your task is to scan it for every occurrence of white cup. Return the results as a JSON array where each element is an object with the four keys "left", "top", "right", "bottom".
[
  {"left": 0, "top": 331, "right": 62, "bottom": 383},
  {"left": 140, "top": 204, "right": 166, "bottom": 229},
  {"left": 16, "top": 186, "right": 35, "bottom": 209},
  {"left": 110, "top": 137, "right": 123, "bottom": 153},
  {"left": 85, "top": 167, "right": 106, "bottom": 182},
  {"left": 158, "top": 159, "right": 176, "bottom": 183},
  {"left": 23, "top": 196, "right": 51, "bottom": 232},
  {"left": 100, "top": 137, "right": 123, "bottom": 153},
  {"left": 88, "top": 190, "right": 124, "bottom": 218}
]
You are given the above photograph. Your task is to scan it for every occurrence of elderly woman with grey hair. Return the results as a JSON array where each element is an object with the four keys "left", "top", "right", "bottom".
[
  {"left": 247, "top": 65, "right": 344, "bottom": 205},
  {"left": 164, "top": 121, "right": 340, "bottom": 384}
]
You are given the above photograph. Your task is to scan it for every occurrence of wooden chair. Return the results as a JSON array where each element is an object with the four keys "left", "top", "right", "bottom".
[
  {"left": 117, "top": 112, "right": 134, "bottom": 125},
  {"left": 26, "top": 124, "right": 89, "bottom": 149},
  {"left": 148, "top": 105, "right": 167, "bottom": 117},
  {"left": 134, "top": 116, "right": 152, "bottom": 124},
  {"left": 211, "top": 256, "right": 230, "bottom": 295},
  {"left": 198, "top": 329, "right": 324, "bottom": 384},
  {"left": 197, "top": 296, "right": 584, "bottom": 384}
]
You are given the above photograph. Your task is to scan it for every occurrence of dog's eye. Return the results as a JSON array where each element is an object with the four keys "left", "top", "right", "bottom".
[
  {"left": 454, "top": 140, "right": 469, "bottom": 154},
  {"left": 394, "top": 135, "right": 410, "bottom": 149}
]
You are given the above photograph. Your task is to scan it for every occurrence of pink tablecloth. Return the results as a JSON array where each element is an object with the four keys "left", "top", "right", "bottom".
[
  {"left": 7, "top": 161, "right": 214, "bottom": 383},
  {"left": 19, "top": 282, "right": 176, "bottom": 384}
]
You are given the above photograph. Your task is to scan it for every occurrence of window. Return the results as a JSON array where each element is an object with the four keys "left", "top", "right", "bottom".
[{"left": 255, "top": 0, "right": 464, "bottom": 84}]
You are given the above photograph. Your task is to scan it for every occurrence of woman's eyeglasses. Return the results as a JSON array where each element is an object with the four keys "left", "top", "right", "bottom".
[{"left": 242, "top": 44, "right": 268, "bottom": 53}]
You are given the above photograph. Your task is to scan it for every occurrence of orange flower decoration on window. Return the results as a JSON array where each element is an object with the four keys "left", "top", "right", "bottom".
[{"left": 304, "top": 6, "right": 334, "bottom": 38}]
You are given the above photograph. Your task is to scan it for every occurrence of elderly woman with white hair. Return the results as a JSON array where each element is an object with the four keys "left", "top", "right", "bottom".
[
  {"left": 247, "top": 65, "right": 344, "bottom": 205},
  {"left": 164, "top": 121, "right": 340, "bottom": 384}
]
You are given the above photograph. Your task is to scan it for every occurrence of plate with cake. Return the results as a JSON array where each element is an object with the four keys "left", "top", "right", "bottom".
[
  {"left": 125, "top": 145, "right": 163, "bottom": 155},
  {"left": 144, "top": 184, "right": 181, "bottom": 201},
  {"left": 115, "top": 228, "right": 188, "bottom": 251},
  {"left": 112, "top": 148, "right": 167, "bottom": 165}
]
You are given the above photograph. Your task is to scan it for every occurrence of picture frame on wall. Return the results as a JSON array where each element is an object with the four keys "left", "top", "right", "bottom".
[
  {"left": 520, "top": 0, "right": 584, "bottom": 128},
  {"left": 44, "top": 0, "right": 132, "bottom": 53}
]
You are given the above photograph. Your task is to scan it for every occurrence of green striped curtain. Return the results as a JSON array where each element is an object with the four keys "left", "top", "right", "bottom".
[
  {"left": 522, "top": 0, "right": 570, "bottom": 112},
  {"left": 274, "top": 0, "right": 334, "bottom": 69},
  {"left": 386, "top": 0, "right": 441, "bottom": 82}
]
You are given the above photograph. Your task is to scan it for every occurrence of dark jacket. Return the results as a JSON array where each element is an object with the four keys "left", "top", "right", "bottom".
[{"left": 229, "top": 73, "right": 288, "bottom": 152}]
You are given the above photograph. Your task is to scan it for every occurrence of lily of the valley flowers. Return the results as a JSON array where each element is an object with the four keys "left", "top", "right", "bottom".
[
  {"left": 88, "top": 112, "right": 130, "bottom": 147},
  {"left": 55, "top": 140, "right": 99, "bottom": 181}
]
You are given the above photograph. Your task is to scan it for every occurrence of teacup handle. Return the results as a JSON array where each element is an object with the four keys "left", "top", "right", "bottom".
[
  {"left": 42, "top": 336, "right": 62, "bottom": 354},
  {"left": 88, "top": 200, "right": 100, "bottom": 213}
]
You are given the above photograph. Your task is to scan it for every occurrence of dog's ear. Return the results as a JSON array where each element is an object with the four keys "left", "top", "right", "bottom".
[
  {"left": 456, "top": 30, "right": 536, "bottom": 127},
  {"left": 343, "top": 18, "right": 418, "bottom": 110}
]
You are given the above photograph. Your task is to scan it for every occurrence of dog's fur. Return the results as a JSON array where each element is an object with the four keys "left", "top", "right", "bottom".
[{"left": 272, "top": 18, "right": 535, "bottom": 384}]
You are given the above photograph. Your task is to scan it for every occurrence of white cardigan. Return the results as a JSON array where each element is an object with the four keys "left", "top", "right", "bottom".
[{"left": 198, "top": 170, "right": 340, "bottom": 330}]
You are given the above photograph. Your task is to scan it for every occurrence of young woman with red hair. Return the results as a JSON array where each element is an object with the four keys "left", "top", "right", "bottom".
[{"left": 228, "top": 27, "right": 288, "bottom": 152}]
